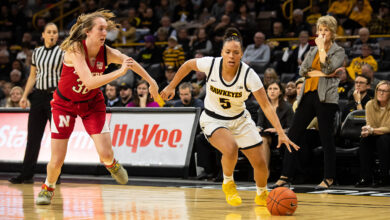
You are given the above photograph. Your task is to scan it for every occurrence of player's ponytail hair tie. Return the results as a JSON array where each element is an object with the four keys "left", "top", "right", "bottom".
[{"left": 232, "top": 33, "right": 238, "bottom": 36}]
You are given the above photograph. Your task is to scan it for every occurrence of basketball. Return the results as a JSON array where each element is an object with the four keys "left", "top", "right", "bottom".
[{"left": 266, "top": 187, "right": 298, "bottom": 216}]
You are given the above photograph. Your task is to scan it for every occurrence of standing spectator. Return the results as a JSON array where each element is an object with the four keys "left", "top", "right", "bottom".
[
  {"left": 242, "top": 32, "right": 270, "bottom": 73},
  {"left": 8, "top": 23, "right": 63, "bottom": 184},
  {"left": 5, "top": 86, "right": 27, "bottom": 107},
  {"left": 162, "top": 36, "right": 185, "bottom": 69},
  {"left": 105, "top": 83, "right": 121, "bottom": 107},
  {"left": 350, "top": 28, "right": 380, "bottom": 59},
  {"left": 341, "top": 75, "right": 372, "bottom": 121},
  {"left": 118, "top": 81, "right": 133, "bottom": 106},
  {"left": 356, "top": 80, "right": 390, "bottom": 187},
  {"left": 273, "top": 16, "right": 345, "bottom": 189},
  {"left": 127, "top": 80, "right": 160, "bottom": 107},
  {"left": 346, "top": 44, "right": 378, "bottom": 80},
  {"left": 173, "top": 82, "right": 204, "bottom": 108}
]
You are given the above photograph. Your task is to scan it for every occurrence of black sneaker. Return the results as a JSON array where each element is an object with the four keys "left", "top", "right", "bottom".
[{"left": 8, "top": 175, "right": 34, "bottom": 184}]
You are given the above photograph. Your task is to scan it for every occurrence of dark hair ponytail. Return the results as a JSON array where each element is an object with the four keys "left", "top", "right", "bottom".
[{"left": 223, "top": 27, "right": 243, "bottom": 47}]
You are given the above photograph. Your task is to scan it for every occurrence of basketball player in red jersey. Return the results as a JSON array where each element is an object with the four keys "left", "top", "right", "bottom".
[{"left": 36, "top": 10, "right": 159, "bottom": 205}]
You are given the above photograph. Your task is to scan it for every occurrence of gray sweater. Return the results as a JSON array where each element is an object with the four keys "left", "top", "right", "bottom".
[{"left": 298, "top": 42, "right": 345, "bottom": 105}]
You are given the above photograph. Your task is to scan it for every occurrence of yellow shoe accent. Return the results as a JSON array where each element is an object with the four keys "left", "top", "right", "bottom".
[
  {"left": 222, "top": 181, "right": 242, "bottom": 206},
  {"left": 255, "top": 190, "right": 269, "bottom": 206}
]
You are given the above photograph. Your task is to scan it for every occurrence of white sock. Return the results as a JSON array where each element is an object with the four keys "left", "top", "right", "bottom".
[
  {"left": 45, "top": 179, "right": 56, "bottom": 189},
  {"left": 256, "top": 186, "right": 267, "bottom": 195},
  {"left": 103, "top": 158, "right": 115, "bottom": 166},
  {"left": 223, "top": 174, "right": 234, "bottom": 184}
]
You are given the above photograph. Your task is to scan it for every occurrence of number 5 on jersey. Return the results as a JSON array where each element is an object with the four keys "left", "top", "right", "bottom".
[{"left": 219, "top": 98, "right": 231, "bottom": 109}]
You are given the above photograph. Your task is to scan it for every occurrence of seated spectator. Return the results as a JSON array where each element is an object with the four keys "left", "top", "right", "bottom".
[
  {"left": 327, "top": 0, "right": 353, "bottom": 18},
  {"left": 350, "top": 28, "right": 380, "bottom": 59},
  {"left": 341, "top": 75, "right": 372, "bottom": 121},
  {"left": 137, "top": 35, "right": 163, "bottom": 68},
  {"left": 368, "top": 2, "right": 390, "bottom": 34},
  {"left": 158, "top": 15, "right": 175, "bottom": 37},
  {"left": 6, "top": 86, "right": 28, "bottom": 108},
  {"left": 176, "top": 28, "right": 191, "bottom": 59},
  {"left": 0, "top": 49, "right": 11, "bottom": 81},
  {"left": 285, "top": 81, "right": 297, "bottom": 105},
  {"left": 361, "top": 63, "right": 380, "bottom": 90},
  {"left": 337, "top": 67, "right": 354, "bottom": 100},
  {"left": 287, "top": 9, "right": 312, "bottom": 37},
  {"left": 242, "top": 32, "right": 270, "bottom": 73},
  {"left": 0, "top": 81, "right": 12, "bottom": 107},
  {"left": 356, "top": 80, "right": 390, "bottom": 187},
  {"left": 234, "top": 3, "right": 256, "bottom": 47},
  {"left": 268, "top": 21, "right": 289, "bottom": 51},
  {"left": 283, "top": 31, "right": 310, "bottom": 74},
  {"left": 306, "top": 4, "right": 322, "bottom": 25},
  {"left": 257, "top": 82, "right": 293, "bottom": 167},
  {"left": 128, "top": 7, "right": 141, "bottom": 28},
  {"left": 173, "top": 82, "right": 204, "bottom": 108},
  {"left": 346, "top": 44, "right": 378, "bottom": 80},
  {"left": 172, "top": 0, "right": 194, "bottom": 22},
  {"left": 189, "top": 28, "right": 213, "bottom": 56},
  {"left": 154, "top": 0, "right": 173, "bottom": 21},
  {"left": 116, "top": 18, "right": 136, "bottom": 44},
  {"left": 9, "top": 69, "right": 24, "bottom": 87},
  {"left": 159, "top": 65, "right": 177, "bottom": 93},
  {"left": 163, "top": 36, "right": 185, "bottom": 70},
  {"left": 343, "top": 0, "right": 372, "bottom": 34},
  {"left": 213, "top": 15, "right": 233, "bottom": 44},
  {"left": 127, "top": 80, "right": 160, "bottom": 107},
  {"left": 118, "top": 82, "right": 133, "bottom": 107},
  {"left": 263, "top": 68, "right": 280, "bottom": 88},
  {"left": 139, "top": 7, "right": 159, "bottom": 34},
  {"left": 105, "top": 83, "right": 122, "bottom": 107}
]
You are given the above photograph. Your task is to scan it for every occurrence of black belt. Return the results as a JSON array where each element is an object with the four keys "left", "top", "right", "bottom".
[
  {"left": 205, "top": 109, "right": 244, "bottom": 120},
  {"left": 56, "top": 88, "right": 92, "bottom": 103}
]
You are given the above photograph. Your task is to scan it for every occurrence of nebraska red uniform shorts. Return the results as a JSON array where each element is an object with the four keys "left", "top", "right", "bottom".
[{"left": 50, "top": 91, "right": 109, "bottom": 139}]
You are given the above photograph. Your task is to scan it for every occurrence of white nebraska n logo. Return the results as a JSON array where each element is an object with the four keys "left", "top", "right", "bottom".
[{"left": 59, "top": 115, "right": 70, "bottom": 127}]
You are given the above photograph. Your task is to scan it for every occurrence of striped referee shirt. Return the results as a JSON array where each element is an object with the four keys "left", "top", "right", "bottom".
[{"left": 32, "top": 45, "right": 64, "bottom": 90}]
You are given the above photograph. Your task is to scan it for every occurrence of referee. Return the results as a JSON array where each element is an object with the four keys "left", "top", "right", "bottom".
[{"left": 9, "top": 23, "right": 63, "bottom": 184}]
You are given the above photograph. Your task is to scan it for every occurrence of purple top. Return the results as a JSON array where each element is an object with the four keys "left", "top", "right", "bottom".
[{"left": 126, "top": 101, "right": 160, "bottom": 107}]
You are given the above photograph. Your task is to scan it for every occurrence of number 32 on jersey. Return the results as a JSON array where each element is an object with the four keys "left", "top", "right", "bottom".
[{"left": 72, "top": 78, "right": 89, "bottom": 94}]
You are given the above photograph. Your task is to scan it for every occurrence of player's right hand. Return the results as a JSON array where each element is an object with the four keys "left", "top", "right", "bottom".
[
  {"left": 19, "top": 97, "right": 28, "bottom": 109},
  {"left": 160, "top": 86, "right": 175, "bottom": 101}
]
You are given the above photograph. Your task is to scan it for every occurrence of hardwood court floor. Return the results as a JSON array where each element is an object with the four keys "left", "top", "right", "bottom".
[{"left": 0, "top": 180, "right": 389, "bottom": 220}]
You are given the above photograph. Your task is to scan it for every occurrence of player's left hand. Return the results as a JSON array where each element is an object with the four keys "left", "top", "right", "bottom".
[
  {"left": 276, "top": 133, "right": 300, "bottom": 153},
  {"left": 148, "top": 80, "right": 159, "bottom": 101}
]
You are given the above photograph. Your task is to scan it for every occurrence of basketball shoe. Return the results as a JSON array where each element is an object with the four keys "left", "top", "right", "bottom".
[
  {"left": 36, "top": 184, "right": 54, "bottom": 205},
  {"left": 255, "top": 190, "right": 269, "bottom": 206},
  {"left": 222, "top": 181, "right": 242, "bottom": 206},
  {"left": 106, "top": 160, "right": 128, "bottom": 185}
]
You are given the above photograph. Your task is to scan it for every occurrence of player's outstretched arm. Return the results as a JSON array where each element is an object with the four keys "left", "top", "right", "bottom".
[
  {"left": 69, "top": 49, "right": 131, "bottom": 90},
  {"left": 252, "top": 88, "right": 300, "bottom": 152},
  {"left": 106, "top": 46, "right": 159, "bottom": 100},
  {"left": 160, "top": 59, "right": 198, "bottom": 100}
]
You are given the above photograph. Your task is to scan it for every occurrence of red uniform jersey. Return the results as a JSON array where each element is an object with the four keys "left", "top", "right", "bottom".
[{"left": 57, "top": 40, "right": 106, "bottom": 102}]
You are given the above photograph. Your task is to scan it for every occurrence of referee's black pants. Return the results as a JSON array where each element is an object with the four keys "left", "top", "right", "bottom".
[
  {"left": 21, "top": 90, "right": 52, "bottom": 178},
  {"left": 281, "top": 91, "right": 339, "bottom": 179}
]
